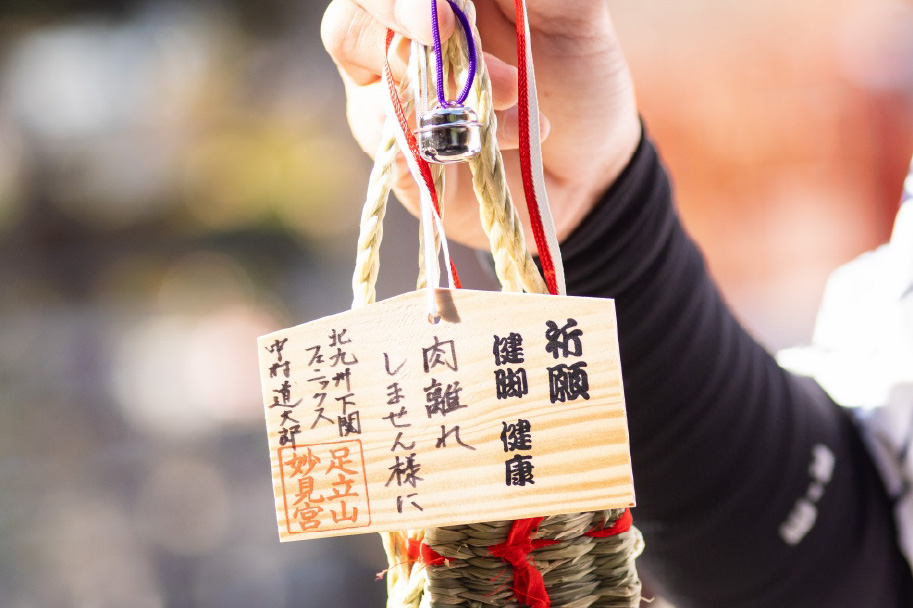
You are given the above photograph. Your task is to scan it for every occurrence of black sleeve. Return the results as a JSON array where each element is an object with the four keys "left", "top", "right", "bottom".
[{"left": 560, "top": 134, "right": 913, "bottom": 607}]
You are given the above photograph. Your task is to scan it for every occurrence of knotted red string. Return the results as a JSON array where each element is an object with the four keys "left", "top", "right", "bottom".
[
  {"left": 406, "top": 537, "right": 449, "bottom": 566},
  {"left": 585, "top": 508, "right": 633, "bottom": 538},
  {"left": 487, "top": 517, "right": 560, "bottom": 608}
]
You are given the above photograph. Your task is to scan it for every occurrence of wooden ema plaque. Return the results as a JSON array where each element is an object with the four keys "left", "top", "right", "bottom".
[{"left": 258, "top": 289, "right": 635, "bottom": 541}]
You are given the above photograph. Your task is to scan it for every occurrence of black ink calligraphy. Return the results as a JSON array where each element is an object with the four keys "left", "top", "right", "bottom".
[
  {"left": 501, "top": 419, "right": 533, "bottom": 452},
  {"left": 422, "top": 336, "right": 458, "bottom": 373},
  {"left": 548, "top": 362, "right": 590, "bottom": 403},
  {"left": 424, "top": 378, "right": 466, "bottom": 417},
  {"left": 545, "top": 318, "right": 583, "bottom": 359},
  {"left": 505, "top": 454, "right": 535, "bottom": 487},
  {"left": 436, "top": 425, "right": 476, "bottom": 450},
  {"left": 493, "top": 333, "right": 525, "bottom": 365}
]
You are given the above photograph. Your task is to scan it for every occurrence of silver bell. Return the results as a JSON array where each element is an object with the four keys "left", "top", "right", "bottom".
[{"left": 416, "top": 105, "right": 482, "bottom": 164}]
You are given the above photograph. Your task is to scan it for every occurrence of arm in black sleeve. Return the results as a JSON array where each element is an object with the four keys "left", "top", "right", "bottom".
[{"left": 560, "top": 134, "right": 913, "bottom": 607}]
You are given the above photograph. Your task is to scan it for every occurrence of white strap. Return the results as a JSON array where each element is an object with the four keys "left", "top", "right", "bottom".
[{"left": 383, "top": 39, "right": 457, "bottom": 319}]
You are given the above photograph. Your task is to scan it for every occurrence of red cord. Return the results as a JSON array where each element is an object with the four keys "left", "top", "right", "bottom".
[
  {"left": 512, "top": 1, "right": 559, "bottom": 296},
  {"left": 407, "top": 538, "right": 449, "bottom": 566},
  {"left": 585, "top": 508, "right": 634, "bottom": 538}
]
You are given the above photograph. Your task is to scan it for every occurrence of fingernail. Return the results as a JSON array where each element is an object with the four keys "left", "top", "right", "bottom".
[
  {"left": 503, "top": 105, "right": 520, "bottom": 136},
  {"left": 500, "top": 106, "right": 551, "bottom": 145},
  {"left": 539, "top": 112, "right": 551, "bottom": 141},
  {"left": 395, "top": 0, "right": 453, "bottom": 46}
]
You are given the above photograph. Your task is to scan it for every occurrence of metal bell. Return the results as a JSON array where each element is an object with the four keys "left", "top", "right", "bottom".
[{"left": 416, "top": 105, "right": 482, "bottom": 164}]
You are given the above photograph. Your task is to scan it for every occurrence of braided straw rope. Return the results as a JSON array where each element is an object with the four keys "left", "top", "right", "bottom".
[
  {"left": 453, "top": 1, "right": 545, "bottom": 295},
  {"left": 352, "top": 113, "right": 398, "bottom": 309},
  {"left": 351, "top": 51, "right": 447, "bottom": 303},
  {"left": 349, "top": 3, "right": 643, "bottom": 606}
]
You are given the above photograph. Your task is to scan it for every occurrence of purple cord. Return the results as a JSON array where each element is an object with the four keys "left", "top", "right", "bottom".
[{"left": 431, "top": 0, "right": 477, "bottom": 108}]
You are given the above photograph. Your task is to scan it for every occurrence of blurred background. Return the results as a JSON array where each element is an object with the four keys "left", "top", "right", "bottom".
[{"left": 0, "top": 0, "right": 910, "bottom": 607}]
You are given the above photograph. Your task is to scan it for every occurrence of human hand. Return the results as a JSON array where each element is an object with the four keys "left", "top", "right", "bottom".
[{"left": 321, "top": 0, "right": 640, "bottom": 252}]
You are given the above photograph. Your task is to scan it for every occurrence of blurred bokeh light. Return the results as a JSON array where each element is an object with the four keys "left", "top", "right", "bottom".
[{"left": 0, "top": 1, "right": 910, "bottom": 607}]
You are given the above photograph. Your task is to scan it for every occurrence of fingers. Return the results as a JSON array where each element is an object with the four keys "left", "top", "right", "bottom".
[
  {"left": 392, "top": 0, "right": 455, "bottom": 45},
  {"left": 486, "top": 52, "right": 519, "bottom": 111},
  {"left": 343, "top": 57, "right": 548, "bottom": 162},
  {"left": 344, "top": 80, "right": 388, "bottom": 156},
  {"left": 322, "top": 0, "right": 393, "bottom": 86},
  {"left": 495, "top": 106, "right": 551, "bottom": 151},
  {"left": 486, "top": 50, "right": 549, "bottom": 151},
  {"left": 323, "top": 0, "right": 456, "bottom": 85},
  {"left": 327, "top": 0, "right": 543, "bottom": 169},
  {"left": 391, "top": 153, "right": 421, "bottom": 216}
]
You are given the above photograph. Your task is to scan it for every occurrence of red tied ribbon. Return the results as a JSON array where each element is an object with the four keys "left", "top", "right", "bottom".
[
  {"left": 402, "top": 511, "right": 633, "bottom": 608},
  {"left": 585, "top": 508, "right": 633, "bottom": 538},
  {"left": 488, "top": 517, "right": 560, "bottom": 608},
  {"left": 406, "top": 538, "right": 449, "bottom": 567}
]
